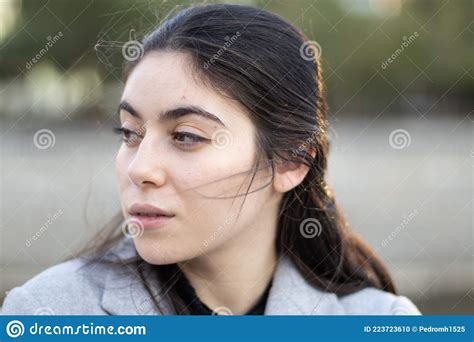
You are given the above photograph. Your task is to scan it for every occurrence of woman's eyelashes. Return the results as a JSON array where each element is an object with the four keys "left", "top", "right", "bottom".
[
  {"left": 113, "top": 126, "right": 210, "bottom": 150},
  {"left": 113, "top": 127, "right": 142, "bottom": 146},
  {"left": 171, "top": 131, "right": 210, "bottom": 149}
]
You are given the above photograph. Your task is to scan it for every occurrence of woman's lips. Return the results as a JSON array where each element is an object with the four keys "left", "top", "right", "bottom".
[
  {"left": 130, "top": 214, "right": 175, "bottom": 229},
  {"left": 127, "top": 203, "right": 175, "bottom": 230}
]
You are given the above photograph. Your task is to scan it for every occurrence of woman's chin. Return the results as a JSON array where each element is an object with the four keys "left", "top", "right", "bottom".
[{"left": 132, "top": 237, "right": 191, "bottom": 265}]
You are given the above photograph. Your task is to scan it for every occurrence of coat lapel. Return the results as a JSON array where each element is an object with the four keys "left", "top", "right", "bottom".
[
  {"left": 264, "top": 255, "right": 345, "bottom": 315},
  {"left": 100, "top": 237, "right": 174, "bottom": 315}
]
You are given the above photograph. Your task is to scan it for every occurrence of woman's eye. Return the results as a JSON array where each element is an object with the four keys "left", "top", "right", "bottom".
[
  {"left": 113, "top": 127, "right": 208, "bottom": 150},
  {"left": 113, "top": 127, "right": 142, "bottom": 146},
  {"left": 172, "top": 131, "right": 208, "bottom": 149}
]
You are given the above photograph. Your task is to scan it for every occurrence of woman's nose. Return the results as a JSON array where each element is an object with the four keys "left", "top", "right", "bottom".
[{"left": 127, "top": 136, "right": 167, "bottom": 189}]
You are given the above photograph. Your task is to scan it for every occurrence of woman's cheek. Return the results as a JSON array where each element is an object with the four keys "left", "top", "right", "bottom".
[{"left": 173, "top": 160, "right": 212, "bottom": 194}]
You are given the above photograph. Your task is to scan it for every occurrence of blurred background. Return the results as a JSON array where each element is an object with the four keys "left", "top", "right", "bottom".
[{"left": 0, "top": 0, "right": 472, "bottom": 314}]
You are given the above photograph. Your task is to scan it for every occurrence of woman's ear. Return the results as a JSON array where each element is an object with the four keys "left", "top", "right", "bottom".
[{"left": 273, "top": 148, "right": 316, "bottom": 193}]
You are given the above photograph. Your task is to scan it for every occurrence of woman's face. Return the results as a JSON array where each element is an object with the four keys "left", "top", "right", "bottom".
[{"left": 115, "top": 51, "right": 280, "bottom": 265}]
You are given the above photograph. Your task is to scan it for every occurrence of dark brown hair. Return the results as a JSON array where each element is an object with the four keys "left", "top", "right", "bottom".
[{"left": 74, "top": 3, "right": 396, "bottom": 315}]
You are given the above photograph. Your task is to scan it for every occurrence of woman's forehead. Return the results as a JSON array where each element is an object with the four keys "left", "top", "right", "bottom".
[
  {"left": 122, "top": 51, "right": 250, "bottom": 127},
  {"left": 123, "top": 51, "right": 199, "bottom": 101}
]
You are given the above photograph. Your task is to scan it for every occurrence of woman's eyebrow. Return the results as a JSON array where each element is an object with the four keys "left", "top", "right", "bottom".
[{"left": 118, "top": 100, "right": 227, "bottom": 128}]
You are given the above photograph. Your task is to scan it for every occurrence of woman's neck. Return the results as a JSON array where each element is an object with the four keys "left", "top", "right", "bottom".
[{"left": 178, "top": 225, "right": 278, "bottom": 315}]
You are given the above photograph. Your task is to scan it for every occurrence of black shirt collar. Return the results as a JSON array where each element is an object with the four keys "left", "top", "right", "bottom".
[{"left": 174, "top": 268, "right": 273, "bottom": 315}]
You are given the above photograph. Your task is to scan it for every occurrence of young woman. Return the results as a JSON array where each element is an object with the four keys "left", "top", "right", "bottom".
[{"left": 2, "top": 3, "right": 421, "bottom": 315}]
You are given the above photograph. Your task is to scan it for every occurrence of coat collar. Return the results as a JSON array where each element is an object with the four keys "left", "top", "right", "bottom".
[
  {"left": 99, "top": 237, "right": 174, "bottom": 315},
  {"left": 263, "top": 255, "right": 345, "bottom": 315},
  {"left": 100, "top": 237, "right": 345, "bottom": 315}
]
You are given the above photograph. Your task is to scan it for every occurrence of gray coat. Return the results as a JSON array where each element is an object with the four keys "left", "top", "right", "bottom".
[{"left": 1, "top": 237, "right": 421, "bottom": 315}]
